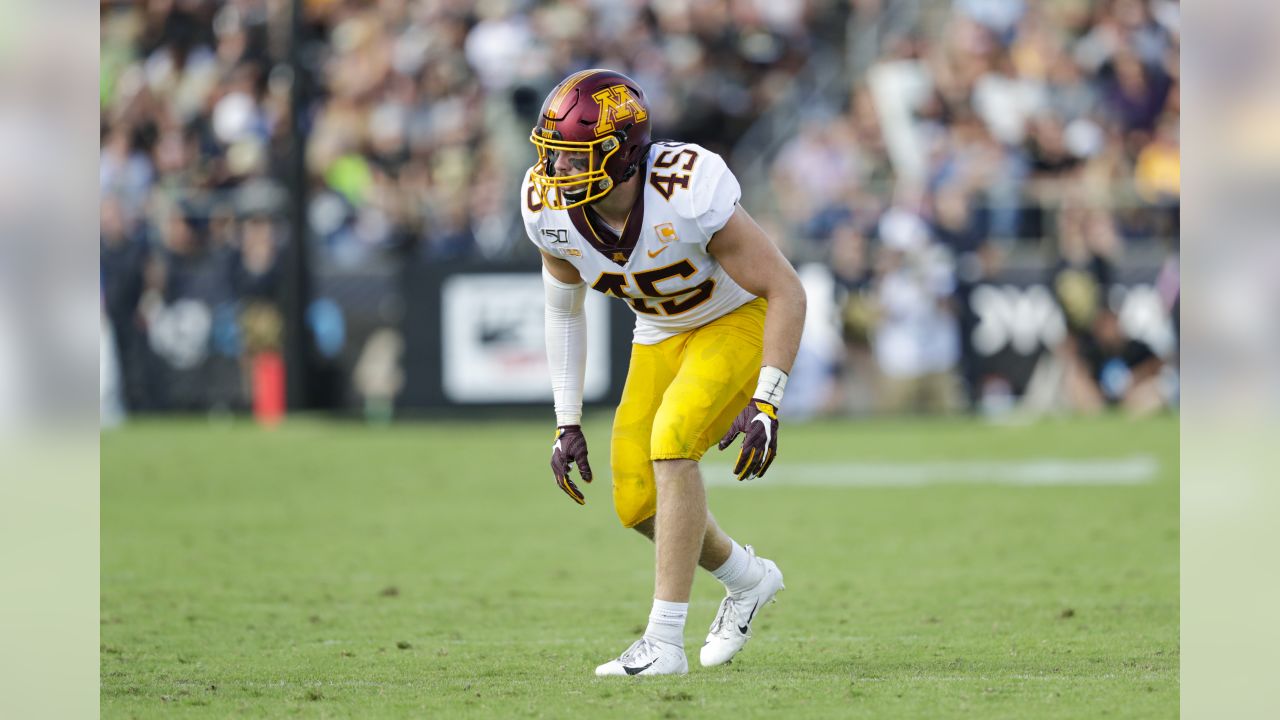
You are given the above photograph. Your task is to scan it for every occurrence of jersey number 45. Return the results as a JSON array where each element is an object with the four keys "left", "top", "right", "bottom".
[
  {"left": 592, "top": 259, "right": 715, "bottom": 316},
  {"left": 648, "top": 147, "right": 699, "bottom": 200}
]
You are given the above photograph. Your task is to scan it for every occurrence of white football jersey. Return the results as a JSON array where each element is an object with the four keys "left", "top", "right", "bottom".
[{"left": 521, "top": 142, "right": 757, "bottom": 345}]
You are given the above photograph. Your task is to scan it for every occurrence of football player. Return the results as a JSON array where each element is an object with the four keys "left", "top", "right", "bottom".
[{"left": 521, "top": 69, "right": 807, "bottom": 676}]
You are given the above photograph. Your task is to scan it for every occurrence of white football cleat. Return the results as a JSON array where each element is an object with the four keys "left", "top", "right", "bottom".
[
  {"left": 594, "top": 637, "right": 688, "bottom": 677},
  {"left": 700, "top": 546, "right": 785, "bottom": 667}
]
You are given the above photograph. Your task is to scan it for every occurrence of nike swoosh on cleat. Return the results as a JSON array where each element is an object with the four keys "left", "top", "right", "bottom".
[
  {"left": 737, "top": 600, "right": 760, "bottom": 635},
  {"left": 623, "top": 659, "right": 658, "bottom": 675}
]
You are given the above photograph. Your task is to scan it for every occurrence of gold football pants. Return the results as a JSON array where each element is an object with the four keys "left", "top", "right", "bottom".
[{"left": 609, "top": 298, "right": 766, "bottom": 527}]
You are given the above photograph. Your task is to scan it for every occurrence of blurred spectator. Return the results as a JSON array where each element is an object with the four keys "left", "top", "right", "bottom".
[
  {"left": 771, "top": 115, "right": 863, "bottom": 243},
  {"left": 1099, "top": 48, "right": 1170, "bottom": 135},
  {"left": 100, "top": 196, "right": 151, "bottom": 410},
  {"left": 1052, "top": 196, "right": 1120, "bottom": 338},
  {"left": 930, "top": 182, "right": 994, "bottom": 406},
  {"left": 1062, "top": 308, "right": 1167, "bottom": 416},
  {"left": 830, "top": 221, "right": 879, "bottom": 415},
  {"left": 1133, "top": 113, "right": 1179, "bottom": 238},
  {"left": 972, "top": 52, "right": 1046, "bottom": 147},
  {"left": 871, "top": 197, "right": 961, "bottom": 414}
]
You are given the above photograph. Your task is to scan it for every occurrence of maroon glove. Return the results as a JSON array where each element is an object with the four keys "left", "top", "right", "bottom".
[
  {"left": 551, "top": 425, "right": 593, "bottom": 505},
  {"left": 717, "top": 399, "right": 779, "bottom": 481}
]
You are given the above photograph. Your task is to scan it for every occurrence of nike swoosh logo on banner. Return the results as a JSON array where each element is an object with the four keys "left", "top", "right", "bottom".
[
  {"left": 623, "top": 659, "right": 658, "bottom": 675},
  {"left": 737, "top": 600, "right": 760, "bottom": 635},
  {"left": 647, "top": 246, "right": 668, "bottom": 258},
  {"left": 750, "top": 413, "right": 772, "bottom": 448}
]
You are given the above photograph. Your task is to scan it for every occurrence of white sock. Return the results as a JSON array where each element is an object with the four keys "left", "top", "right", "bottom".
[
  {"left": 643, "top": 599, "right": 688, "bottom": 647},
  {"left": 711, "top": 541, "right": 764, "bottom": 595}
]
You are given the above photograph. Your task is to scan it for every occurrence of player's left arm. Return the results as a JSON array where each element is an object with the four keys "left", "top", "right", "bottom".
[{"left": 707, "top": 205, "right": 807, "bottom": 480}]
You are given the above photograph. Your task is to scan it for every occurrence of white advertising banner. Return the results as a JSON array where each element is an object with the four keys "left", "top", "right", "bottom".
[{"left": 442, "top": 273, "right": 611, "bottom": 403}]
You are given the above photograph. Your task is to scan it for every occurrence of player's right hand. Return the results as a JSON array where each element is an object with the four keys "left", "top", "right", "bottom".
[{"left": 550, "top": 425, "right": 593, "bottom": 505}]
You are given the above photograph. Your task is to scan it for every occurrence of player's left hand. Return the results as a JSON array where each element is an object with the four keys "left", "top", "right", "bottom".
[
  {"left": 550, "top": 425, "right": 593, "bottom": 505},
  {"left": 717, "top": 399, "right": 779, "bottom": 481}
]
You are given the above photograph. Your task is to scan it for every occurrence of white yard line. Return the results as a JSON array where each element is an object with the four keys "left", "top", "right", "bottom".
[{"left": 702, "top": 456, "right": 1160, "bottom": 487}]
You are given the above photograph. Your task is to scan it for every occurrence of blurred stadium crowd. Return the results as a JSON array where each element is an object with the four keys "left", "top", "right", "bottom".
[{"left": 100, "top": 0, "right": 1179, "bottom": 418}]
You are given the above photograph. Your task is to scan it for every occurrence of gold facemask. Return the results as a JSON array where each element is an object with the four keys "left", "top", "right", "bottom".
[{"left": 528, "top": 129, "right": 621, "bottom": 210}]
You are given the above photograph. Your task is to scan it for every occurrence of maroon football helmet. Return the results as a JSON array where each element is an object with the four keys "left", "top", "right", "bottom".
[{"left": 528, "top": 69, "right": 652, "bottom": 210}]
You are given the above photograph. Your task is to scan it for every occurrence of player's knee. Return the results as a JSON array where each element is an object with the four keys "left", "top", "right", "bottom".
[
  {"left": 611, "top": 470, "right": 656, "bottom": 527},
  {"left": 611, "top": 428, "right": 649, "bottom": 472},
  {"left": 648, "top": 420, "right": 701, "bottom": 461},
  {"left": 615, "top": 496, "right": 656, "bottom": 528},
  {"left": 610, "top": 440, "right": 657, "bottom": 528}
]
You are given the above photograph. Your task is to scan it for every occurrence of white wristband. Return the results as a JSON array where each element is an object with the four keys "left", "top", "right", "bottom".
[{"left": 754, "top": 365, "right": 788, "bottom": 407}]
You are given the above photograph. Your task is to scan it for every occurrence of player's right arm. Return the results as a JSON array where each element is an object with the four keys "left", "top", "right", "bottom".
[{"left": 540, "top": 251, "right": 594, "bottom": 505}]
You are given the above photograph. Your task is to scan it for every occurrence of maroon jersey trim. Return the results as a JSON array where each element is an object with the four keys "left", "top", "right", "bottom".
[{"left": 567, "top": 168, "right": 646, "bottom": 266}]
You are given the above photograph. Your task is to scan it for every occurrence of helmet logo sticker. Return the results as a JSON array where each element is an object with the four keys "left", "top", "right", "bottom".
[{"left": 592, "top": 85, "right": 648, "bottom": 136}]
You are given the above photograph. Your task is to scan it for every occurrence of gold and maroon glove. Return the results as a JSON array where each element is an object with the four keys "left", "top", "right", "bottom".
[
  {"left": 550, "top": 425, "right": 593, "bottom": 505},
  {"left": 717, "top": 399, "right": 780, "bottom": 481}
]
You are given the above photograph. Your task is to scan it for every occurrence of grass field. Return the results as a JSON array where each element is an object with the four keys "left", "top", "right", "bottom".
[{"left": 102, "top": 414, "right": 1178, "bottom": 718}]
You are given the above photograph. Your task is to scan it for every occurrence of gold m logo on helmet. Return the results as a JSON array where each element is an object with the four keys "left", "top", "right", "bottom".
[{"left": 592, "top": 85, "right": 647, "bottom": 136}]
